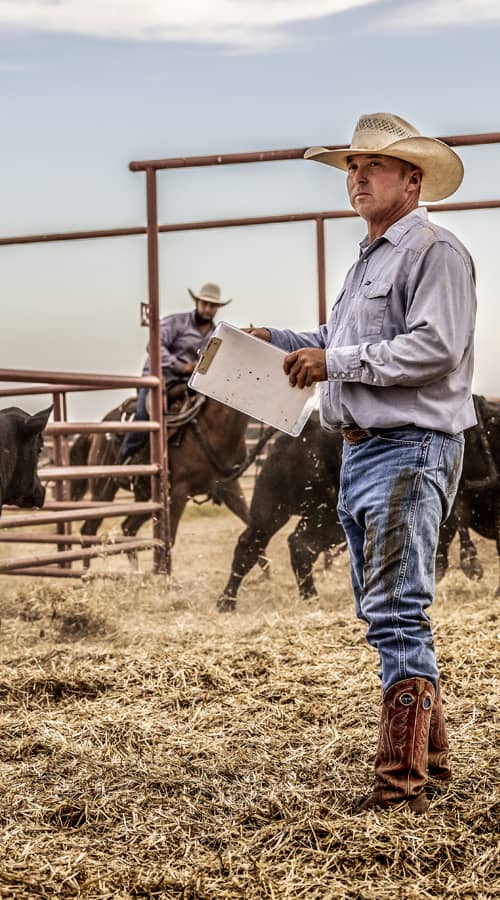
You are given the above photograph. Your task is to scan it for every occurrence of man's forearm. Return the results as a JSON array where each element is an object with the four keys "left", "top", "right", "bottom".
[{"left": 267, "top": 326, "right": 326, "bottom": 353}]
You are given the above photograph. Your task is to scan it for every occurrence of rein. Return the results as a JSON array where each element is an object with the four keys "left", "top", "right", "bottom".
[
  {"left": 191, "top": 418, "right": 276, "bottom": 481},
  {"left": 462, "top": 395, "right": 499, "bottom": 491},
  {"left": 166, "top": 394, "right": 206, "bottom": 428}
]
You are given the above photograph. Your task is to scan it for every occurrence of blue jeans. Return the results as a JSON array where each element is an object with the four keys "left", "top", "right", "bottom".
[{"left": 337, "top": 426, "right": 464, "bottom": 694}]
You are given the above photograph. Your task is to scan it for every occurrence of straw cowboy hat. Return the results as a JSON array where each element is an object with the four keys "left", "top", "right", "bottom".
[
  {"left": 188, "top": 282, "right": 231, "bottom": 306},
  {"left": 304, "top": 112, "right": 463, "bottom": 202}
]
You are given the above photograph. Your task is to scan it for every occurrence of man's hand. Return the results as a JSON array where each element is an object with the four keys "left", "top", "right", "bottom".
[
  {"left": 242, "top": 327, "right": 271, "bottom": 342},
  {"left": 182, "top": 362, "right": 196, "bottom": 374},
  {"left": 284, "top": 349, "right": 327, "bottom": 388}
]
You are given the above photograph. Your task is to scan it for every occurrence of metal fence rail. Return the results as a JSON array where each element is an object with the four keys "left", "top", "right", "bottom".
[{"left": 0, "top": 373, "right": 164, "bottom": 576}]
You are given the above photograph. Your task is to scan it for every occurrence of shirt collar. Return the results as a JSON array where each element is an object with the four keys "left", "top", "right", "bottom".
[{"left": 359, "top": 206, "right": 429, "bottom": 254}]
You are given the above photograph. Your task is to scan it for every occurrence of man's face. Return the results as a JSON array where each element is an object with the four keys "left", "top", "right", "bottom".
[
  {"left": 196, "top": 300, "right": 219, "bottom": 322},
  {"left": 346, "top": 153, "right": 419, "bottom": 222}
]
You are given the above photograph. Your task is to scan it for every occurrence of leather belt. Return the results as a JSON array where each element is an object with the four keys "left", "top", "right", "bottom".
[{"left": 341, "top": 425, "right": 371, "bottom": 444}]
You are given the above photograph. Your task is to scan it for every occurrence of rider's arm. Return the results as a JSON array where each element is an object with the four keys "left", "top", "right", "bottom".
[{"left": 145, "top": 316, "right": 190, "bottom": 374}]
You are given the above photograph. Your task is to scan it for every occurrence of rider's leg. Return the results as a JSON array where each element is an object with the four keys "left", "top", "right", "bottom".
[{"left": 118, "top": 388, "right": 150, "bottom": 462}]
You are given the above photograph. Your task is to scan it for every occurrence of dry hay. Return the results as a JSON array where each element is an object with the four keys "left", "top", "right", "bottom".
[{"left": 0, "top": 504, "right": 497, "bottom": 899}]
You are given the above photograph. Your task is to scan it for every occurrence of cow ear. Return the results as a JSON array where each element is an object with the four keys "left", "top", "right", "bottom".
[{"left": 22, "top": 406, "right": 53, "bottom": 436}]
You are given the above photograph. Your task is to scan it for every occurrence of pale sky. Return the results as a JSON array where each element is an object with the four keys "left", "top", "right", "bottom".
[{"left": 1, "top": 0, "right": 499, "bottom": 419}]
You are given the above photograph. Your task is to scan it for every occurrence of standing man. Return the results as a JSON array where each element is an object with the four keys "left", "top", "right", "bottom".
[
  {"left": 251, "top": 113, "right": 477, "bottom": 813},
  {"left": 119, "top": 282, "right": 231, "bottom": 461}
]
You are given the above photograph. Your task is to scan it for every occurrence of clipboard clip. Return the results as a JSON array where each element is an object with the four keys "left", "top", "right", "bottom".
[{"left": 196, "top": 336, "right": 222, "bottom": 374}]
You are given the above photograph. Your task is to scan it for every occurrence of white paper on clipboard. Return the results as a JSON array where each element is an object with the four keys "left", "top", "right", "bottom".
[{"left": 188, "top": 321, "right": 317, "bottom": 436}]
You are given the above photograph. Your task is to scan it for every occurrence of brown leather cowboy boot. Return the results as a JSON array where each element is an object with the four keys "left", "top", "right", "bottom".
[
  {"left": 359, "top": 677, "right": 435, "bottom": 814},
  {"left": 428, "top": 685, "right": 452, "bottom": 781}
]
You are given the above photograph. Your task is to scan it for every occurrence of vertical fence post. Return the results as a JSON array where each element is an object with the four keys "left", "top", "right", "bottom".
[
  {"left": 316, "top": 216, "right": 327, "bottom": 325},
  {"left": 59, "top": 392, "right": 71, "bottom": 501},
  {"left": 52, "top": 391, "right": 72, "bottom": 567},
  {"left": 145, "top": 166, "right": 171, "bottom": 574}
]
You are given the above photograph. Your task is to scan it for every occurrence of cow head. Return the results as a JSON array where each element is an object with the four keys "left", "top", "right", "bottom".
[{"left": 0, "top": 406, "right": 52, "bottom": 511}]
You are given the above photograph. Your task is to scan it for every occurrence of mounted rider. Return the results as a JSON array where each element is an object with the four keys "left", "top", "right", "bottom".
[{"left": 119, "top": 282, "right": 231, "bottom": 462}]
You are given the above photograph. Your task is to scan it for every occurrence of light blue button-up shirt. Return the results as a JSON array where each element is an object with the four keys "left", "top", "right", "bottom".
[{"left": 268, "top": 208, "right": 477, "bottom": 435}]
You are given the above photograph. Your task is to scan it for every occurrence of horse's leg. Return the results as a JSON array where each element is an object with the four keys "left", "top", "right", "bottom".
[
  {"left": 218, "top": 479, "right": 248, "bottom": 524},
  {"left": 458, "top": 524, "right": 483, "bottom": 581},
  {"left": 119, "top": 475, "right": 154, "bottom": 569},
  {"left": 168, "top": 486, "right": 188, "bottom": 548},
  {"left": 69, "top": 434, "right": 91, "bottom": 501},
  {"left": 120, "top": 484, "right": 189, "bottom": 570},
  {"left": 121, "top": 512, "right": 151, "bottom": 537},
  {"left": 217, "top": 504, "right": 289, "bottom": 612},
  {"left": 218, "top": 479, "right": 270, "bottom": 577},
  {"left": 80, "top": 477, "right": 119, "bottom": 567},
  {"left": 79, "top": 433, "right": 122, "bottom": 566},
  {"left": 120, "top": 511, "right": 152, "bottom": 571}
]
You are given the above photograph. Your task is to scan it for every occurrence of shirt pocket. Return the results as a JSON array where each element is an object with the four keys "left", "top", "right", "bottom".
[{"left": 357, "top": 280, "right": 392, "bottom": 337}]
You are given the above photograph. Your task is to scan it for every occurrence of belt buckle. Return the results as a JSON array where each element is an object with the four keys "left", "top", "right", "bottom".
[{"left": 342, "top": 426, "right": 370, "bottom": 444}]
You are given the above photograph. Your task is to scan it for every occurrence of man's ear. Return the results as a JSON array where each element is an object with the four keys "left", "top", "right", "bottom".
[
  {"left": 408, "top": 168, "right": 422, "bottom": 189},
  {"left": 22, "top": 406, "right": 53, "bottom": 436},
  {"left": 406, "top": 169, "right": 422, "bottom": 202}
]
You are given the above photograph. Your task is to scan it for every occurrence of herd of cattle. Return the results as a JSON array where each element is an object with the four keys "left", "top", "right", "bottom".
[
  {"left": 218, "top": 399, "right": 500, "bottom": 608},
  {"left": 0, "top": 396, "right": 499, "bottom": 606}
]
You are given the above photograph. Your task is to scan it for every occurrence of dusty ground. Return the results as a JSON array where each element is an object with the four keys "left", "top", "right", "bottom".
[{"left": 0, "top": 504, "right": 498, "bottom": 898}]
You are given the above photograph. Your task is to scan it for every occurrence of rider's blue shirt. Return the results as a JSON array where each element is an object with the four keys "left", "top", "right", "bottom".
[{"left": 142, "top": 310, "right": 215, "bottom": 382}]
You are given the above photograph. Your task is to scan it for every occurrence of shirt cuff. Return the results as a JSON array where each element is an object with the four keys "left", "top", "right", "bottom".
[{"left": 325, "top": 345, "right": 363, "bottom": 380}]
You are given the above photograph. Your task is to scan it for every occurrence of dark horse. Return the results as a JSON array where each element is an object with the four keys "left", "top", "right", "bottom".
[{"left": 71, "top": 393, "right": 271, "bottom": 559}]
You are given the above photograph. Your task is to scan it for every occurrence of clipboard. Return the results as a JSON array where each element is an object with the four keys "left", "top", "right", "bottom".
[{"left": 189, "top": 321, "right": 317, "bottom": 436}]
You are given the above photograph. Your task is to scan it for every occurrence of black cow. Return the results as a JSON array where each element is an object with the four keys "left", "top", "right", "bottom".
[
  {"left": 217, "top": 416, "right": 345, "bottom": 610},
  {"left": 436, "top": 396, "right": 500, "bottom": 595},
  {"left": 0, "top": 406, "right": 52, "bottom": 513}
]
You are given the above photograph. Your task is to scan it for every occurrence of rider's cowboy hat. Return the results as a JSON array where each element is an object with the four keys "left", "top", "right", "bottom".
[
  {"left": 188, "top": 282, "right": 231, "bottom": 306},
  {"left": 304, "top": 112, "right": 463, "bottom": 202}
]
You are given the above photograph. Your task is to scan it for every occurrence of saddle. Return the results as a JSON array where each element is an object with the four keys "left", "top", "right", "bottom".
[{"left": 115, "top": 387, "right": 206, "bottom": 468}]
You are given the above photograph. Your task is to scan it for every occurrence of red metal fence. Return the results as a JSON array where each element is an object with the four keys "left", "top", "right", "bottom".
[
  {"left": 1, "top": 130, "right": 499, "bottom": 579},
  {"left": 0, "top": 372, "right": 164, "bottom": 577}
]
